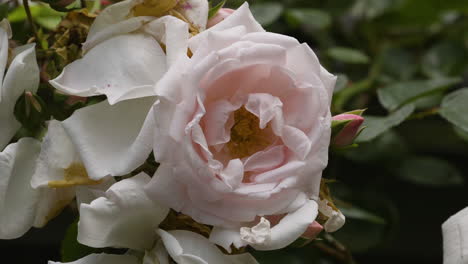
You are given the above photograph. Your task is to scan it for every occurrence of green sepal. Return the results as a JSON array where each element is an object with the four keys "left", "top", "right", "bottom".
[
  {"left": 208, "top": 0, "right": 226, "bottom": 19},
  {"left": 14, "top": 91, "right": 50, "bottom": 131},
  {"left": 331, "top": 119, "right": 352, "bottom": 138},
  {"left": 342, "top": 108, "right": 366, "bottom": 116}
]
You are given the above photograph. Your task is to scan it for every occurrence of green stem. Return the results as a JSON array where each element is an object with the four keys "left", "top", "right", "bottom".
[
  {"left": 23, "top": 0, "right": 39, "bottom": 42},
  {"left": 332, "top": 44, "right": 387, "bottom": 113},
  {"left": 407, "top": 107, "right": 439, "bottom": 121}
]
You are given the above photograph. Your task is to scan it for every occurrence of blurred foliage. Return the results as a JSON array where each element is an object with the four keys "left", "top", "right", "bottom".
[
  {"left": 225, "top": 0, "right": 468, "bottom": 263},
  {"left": 3, "top": 0, "right": 468, "bottom": 263}
]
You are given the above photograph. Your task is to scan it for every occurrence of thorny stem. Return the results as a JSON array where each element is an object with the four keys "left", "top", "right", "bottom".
[{"left": 22, "top": 0, "right": 39, "bottom": 42}]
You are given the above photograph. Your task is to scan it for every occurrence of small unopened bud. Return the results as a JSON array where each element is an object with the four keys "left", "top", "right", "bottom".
[
  {"left": 301, "top": 221, "right": 323, "bottom": 239},
  {"left": 14, "top": 91, "right": 50, "bottom": 130},
  {"left": 207, "top": 8, "right": 234, "bottom": 28},
  {"left": 25, "top": 91, "right": 43, "bottom": 114},
  {"left": 331, "top": 114, "right": 364, "bottom": 147}
]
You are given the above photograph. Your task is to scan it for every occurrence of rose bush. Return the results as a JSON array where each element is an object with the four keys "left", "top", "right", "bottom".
[{"left": 145, "top": 3, "right": 337, "bottom": 251}]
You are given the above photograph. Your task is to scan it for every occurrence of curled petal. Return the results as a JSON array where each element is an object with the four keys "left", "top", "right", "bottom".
[
  {"left": 48, "top": 253, "right": 139, "bottom": 264},
  {"left": 250, "top": 199, "right": 318, "bottom": 250},
  {"left": 156, "top": 229, "right": 259, "bottom": 264},
  {"left": 318, "top": 198, "right": 346, "bottom": 233}
]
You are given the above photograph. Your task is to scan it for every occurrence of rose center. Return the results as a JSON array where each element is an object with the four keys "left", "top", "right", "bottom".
[
  {"left": 226, "top": 107, "right": 274, "bottom": 159},
  {"left": 48, "top": 163, "right": 103, "bottom": 188}
]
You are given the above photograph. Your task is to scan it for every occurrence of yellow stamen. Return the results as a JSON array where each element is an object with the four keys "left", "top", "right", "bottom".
[
  {"left": 226, "top": 107, "right": 274, "bottom": 159},
  {"left": 48, "top": 163, "right": 102, "bottom": 188}
]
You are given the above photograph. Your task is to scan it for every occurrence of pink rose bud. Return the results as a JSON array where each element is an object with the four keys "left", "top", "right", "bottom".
[
  {"left": 332, "top": 114, "right": 364, "bottom": 146},
  {"left": 301, "top": 221, "right": 324, "bottom": 239},
  {"left": 207, "top": 8, "right": 235, "bottom": 28}
]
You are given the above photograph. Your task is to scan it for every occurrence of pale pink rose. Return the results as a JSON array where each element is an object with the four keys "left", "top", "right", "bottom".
[
  {"left": 332, "top": 114, "right": 364, "bottom": 146},
  {"left": 145, "top": 3, "right": 336, "bottom": 251},
  {"left": 207, "top": 8, "right": 235, "bottom": 28}
]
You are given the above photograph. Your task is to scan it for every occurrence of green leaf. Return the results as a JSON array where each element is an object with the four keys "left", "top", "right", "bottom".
[
  {"left": 396, "top": 156, "right": 464, "bottom": 186},
  {"left": 208, "top": 0, "right": 227, "bottom": 19},
  {"left": 379, "top": 48, "right": 417, "bottom": 81},
  {"left": 356, "top": 104, "right": 414, "bottom": 142},
  {"left": 422, "top": 41, "right": 468, "bottom": 78},
  {"left": 439, "top": 88, "right": 468, "bottom": 132},
  {"left": 251, "top": 3, "right": 283, "bottom": 27},
  {"left": 327, "top": 47, "right": 370, "bottom": 64},
  {"left": 8, "top": 4, "right": 64, "bottom": 30},
  {"left": 377, "top": 78, "right": 460, "bottom": 111},
  {"left": 351, "top": 0, "right": 398, "bottom": 19},
  {"left": 333, "top": 216, "right": 387, "bottom": 253},
  {"left": 395, "top": 0, "right": 468, "bottom": 26},
  {"left": 61, "top": 219, "right": 98, "bottom": 262},
  {"left": 453, "top": 126, "right": 468, "bottom": 143},
  {"left": 285, "top": 8, "right": 331, "bottom": 30},
  {"left": 36, "top": 15, "right": 62, "bottom": 30},
  {"left": 344, "top": 130, "right": 408, "bottom": 162},
  {"left": 339, "top": 205, "right": 386, "bottom": 225},
  {"left": 0, "top": 3, "right": 9, "bottom": 20}
]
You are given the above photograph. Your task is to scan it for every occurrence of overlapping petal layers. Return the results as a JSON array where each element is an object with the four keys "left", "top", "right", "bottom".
[
  {"left": 48, "top": 0, "right": 210, "bottom": 179},
  {"left": 145, "top": 3, "right": 336, "bottom": 251}
]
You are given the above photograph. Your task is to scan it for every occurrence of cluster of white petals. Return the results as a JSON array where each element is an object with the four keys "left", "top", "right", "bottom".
[{"left": 0, "top": 0, "right": 341, "bottom": 262}]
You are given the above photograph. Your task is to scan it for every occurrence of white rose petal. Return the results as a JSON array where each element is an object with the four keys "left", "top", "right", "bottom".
[
  {"left": 154, "top": 229, "right": 259, "bottom": 264},
  {"left": 50, "top": 33, "right": 166, "bottom": 104},
  {"left": 442, "top": 207, "right": 468, "bottom": 264},
  {"left": 0, "top": 138, "right": 41, "bottom": 239},
  {"left": 318, "top": 198, "right": 346, "bottom": 233},
  {"left": 62, "top": 97, "right": 155, "bottom": 180},
  {"left": 0, "top": 18, "right": 11, "bottom": 101},
  {"left": 0, "top": 43, "right": 39, "bottom": 149},
  {"left": 240, "top": 217, "right": 271, "bottom": 245},
  {"left": 48, "top": 253, "right": 139, "bottom": 264},
  {"left": 78, "top": 173, "right": 169, "bottom": 250}
]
